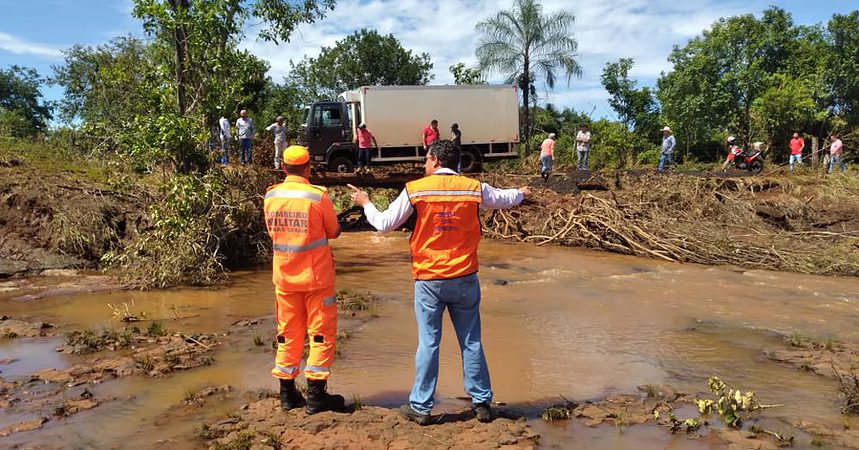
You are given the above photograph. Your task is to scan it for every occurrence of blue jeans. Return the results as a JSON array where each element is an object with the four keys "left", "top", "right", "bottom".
[
  {"left": 789, "top": 154, "right": 802, "bottom": 171},
  {"left": 410, "top": 273, "right": 491, "bottom": 414},
  {"left": 220, "top": 137, "right": 231, "bottom": 165},
  {"left": 540, "top": 155, "right": 553, "bottom": 175},
  {"left": 240, "top": 138, "right": 252, "bottom": 164},
  {"left": 357, "top": 148, "right": 372, "bottom": 168},
  {"left": 829, "top": 155, "right": 847, "bottom": 173},
  {"left": 577, "top": 150, "right": 589, "bottom": 170},
  {"left": 658, "top": 152, "right": 674, "bottom": 171}
]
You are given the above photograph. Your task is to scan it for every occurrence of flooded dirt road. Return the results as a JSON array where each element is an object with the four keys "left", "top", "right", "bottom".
[{"left": 2, "top": 232, "right": 859, "bottom": 448}]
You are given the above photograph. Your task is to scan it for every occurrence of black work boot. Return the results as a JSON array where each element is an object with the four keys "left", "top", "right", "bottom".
[
  {"left": 474, "top": 401, "right": 494, "bottom": 423},
  {"left": 305, "top": 379, "right": 345, "bottom": 414},
  {"left": 279, "top": 379, "right": 306, "bottom": 411},
  {"left": 399, "top": 404, "right": 431, "bottom": 426}
]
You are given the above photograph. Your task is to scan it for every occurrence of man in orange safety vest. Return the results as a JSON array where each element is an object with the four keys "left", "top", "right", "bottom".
[
  {"left": 263, "top": 145, "right": 345, "bottom": 414},
  {"left": 349, "top": 139, "right": 530, "bottom": 425}
]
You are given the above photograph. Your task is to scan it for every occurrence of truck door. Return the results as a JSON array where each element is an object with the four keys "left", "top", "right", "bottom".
[{"left": 308, "top": 103, "right": 347, "bottom": 156}]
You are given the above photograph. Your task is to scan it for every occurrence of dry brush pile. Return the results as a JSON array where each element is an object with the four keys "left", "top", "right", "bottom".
[{"left": 481, "top": 172, "right": 859, "bottom": 276}]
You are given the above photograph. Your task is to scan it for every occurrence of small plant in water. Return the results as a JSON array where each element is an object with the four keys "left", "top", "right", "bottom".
[
  {"left": 253, "top": 335, "right": 265, "bottom": 347},
  {"left": 147, "top": 321, "right": 167, "bottom": 337},
  {"left": 107, "top": 300, "right": 146, "bottom": 322},
  {"left": 351, "top": 393, "right": 364, "bottom": 411},
  {"left": 696, "top": 376, "right": 780, "bottom": 428},
  {"left": 540, "top": 397, "right": 577, "bottom": 421}
]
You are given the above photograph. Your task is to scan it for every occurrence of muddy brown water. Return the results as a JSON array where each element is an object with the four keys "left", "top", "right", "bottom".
[{"left": 2, "top": 232, "right": 859, "bottom": 448}]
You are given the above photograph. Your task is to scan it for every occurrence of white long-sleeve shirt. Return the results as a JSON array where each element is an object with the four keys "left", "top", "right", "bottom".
[
  {"left": 362, "top": 168, "right": 524, "bottom": 233},
  {"left": 218, "top": 117, "right": 231, "bottom": 139}
]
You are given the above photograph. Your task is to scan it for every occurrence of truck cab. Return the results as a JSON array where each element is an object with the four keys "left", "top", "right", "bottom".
[{"left": 299, "top": 101, "right": 356, "bottom": 172}]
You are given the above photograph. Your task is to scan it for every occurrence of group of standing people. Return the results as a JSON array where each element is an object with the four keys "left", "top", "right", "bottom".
[
  {"left": 539, "top": 124, "right": 592, "bottom": 180},
  {"left": 787, "top": 131, "right": 847, "bottom": 173},
  {"left": 264, "top": 141, "right": 530, "bottom": 424},
  {"left": 352, "top": 119, "right": 461, "bottom": 173},
  {"left": 218, "top": 110, "right": 289, "bottom": 169}
]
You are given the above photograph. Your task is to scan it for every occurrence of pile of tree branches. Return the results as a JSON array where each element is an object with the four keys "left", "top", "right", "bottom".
[{"left": 482, "top": 172, "right": 859, "bottom": 276}]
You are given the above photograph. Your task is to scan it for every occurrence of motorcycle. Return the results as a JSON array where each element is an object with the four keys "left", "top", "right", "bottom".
[{"left": 724, "top": 142, "right": 765, "bottom": 174}]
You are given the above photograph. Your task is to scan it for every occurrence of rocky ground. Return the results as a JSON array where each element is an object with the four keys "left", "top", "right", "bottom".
[{"left": 201, "top": 399, "right": 539, "bottom": 450}]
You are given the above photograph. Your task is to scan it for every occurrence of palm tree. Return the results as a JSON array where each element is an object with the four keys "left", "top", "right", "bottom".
[{"left": 476, "top": 0, "right": 582, "bottom": 154}]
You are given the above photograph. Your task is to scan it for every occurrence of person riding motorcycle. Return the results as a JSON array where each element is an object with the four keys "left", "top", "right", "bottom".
[{"left": 722, "top": 136, "right": 744, "bottom": 171}]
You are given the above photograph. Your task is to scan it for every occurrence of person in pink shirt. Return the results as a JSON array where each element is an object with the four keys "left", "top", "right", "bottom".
[
  {"left": 355, "top": 123, "right": 378, "bottom": 173},
  {"left": 788, "top": 132, "right": 804, "bottom": 172},
  {"left": 829, "top": 131, "right": 846, "bottom": 173},
  {"left": 422, "top": 120, "right": 440, "bottom": 151},
  {"left": 540, "top": 133, "right": 556, "bottom": 181}
]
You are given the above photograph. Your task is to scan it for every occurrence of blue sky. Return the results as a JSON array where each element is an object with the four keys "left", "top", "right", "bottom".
[{"left": 0, "top": 0, "right": 853, "bottom": 122}]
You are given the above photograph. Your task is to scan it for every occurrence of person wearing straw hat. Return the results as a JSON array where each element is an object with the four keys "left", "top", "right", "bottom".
[
  {"left": 658, "top": 126, "right": 676, "bottom": 172},
  {"left": 263, "top": 145, "right": 346, "bottom": 415}
]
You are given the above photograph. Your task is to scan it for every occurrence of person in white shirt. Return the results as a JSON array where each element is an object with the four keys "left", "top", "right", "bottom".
[
  {"left": 575, "top": 124, "right": 591, "bottom": 171},
  {"left": 218, "top": 115, "right": 232, "bottom": 165},
  {"left": 266, "top": 116, "right": 288, "bottom": 169},
  {"left": 348, "top": 139, "right": 529, "bottom": 425},
  {"left": 236, "top": 109, "right": 255, "bottom": 165}
]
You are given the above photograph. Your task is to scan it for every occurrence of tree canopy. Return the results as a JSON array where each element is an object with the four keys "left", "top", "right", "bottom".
[
  {"left": 288, "top": 28, "right": 433, "bottom": 100},
  {"left": 0, "top": 66, "right": 52, "bottom": 137},
  {"left": 475, "top": 0, "right": 582, "bottom": 153}
]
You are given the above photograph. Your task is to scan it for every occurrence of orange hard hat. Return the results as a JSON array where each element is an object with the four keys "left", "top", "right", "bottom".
[{"left": 283, "top": 145, "right": 310, "bottom": 165}]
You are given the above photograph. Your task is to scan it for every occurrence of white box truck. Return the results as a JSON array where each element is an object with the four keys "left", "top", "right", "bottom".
[{"left": 298, "top": 85, "right": 520, "bottom": 173}]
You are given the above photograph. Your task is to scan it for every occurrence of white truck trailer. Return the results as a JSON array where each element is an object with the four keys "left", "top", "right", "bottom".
[{"left": 298, "top": 85, "right": 520, "bottom": 172}]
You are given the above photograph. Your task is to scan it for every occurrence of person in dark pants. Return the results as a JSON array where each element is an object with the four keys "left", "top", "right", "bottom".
[
  {"left": 355, "top": 123, "right": 378, "bottom": 174},
  {"left": 451, "top": 123, "right": 462, "bottom": 172}
]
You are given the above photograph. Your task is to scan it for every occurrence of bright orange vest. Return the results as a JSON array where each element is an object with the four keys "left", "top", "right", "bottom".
[
  {"left": 263, "top": 176, "right": 335, "bottom": 291},
  {"left": 405, "top": 174, "right": 482, "bottom": 280}
]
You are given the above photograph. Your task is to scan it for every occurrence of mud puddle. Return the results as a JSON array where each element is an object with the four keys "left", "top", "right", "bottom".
[{"left": 2, "top": 233, "right": 859, "bottom": 448}]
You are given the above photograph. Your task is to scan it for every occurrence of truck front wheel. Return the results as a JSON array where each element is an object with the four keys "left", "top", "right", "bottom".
[
  {"left": 329, "top": 156, "right": 354, "bottom": 173},
  {"left": 459, "top": 149, "right": 482, "bottom": 173}
]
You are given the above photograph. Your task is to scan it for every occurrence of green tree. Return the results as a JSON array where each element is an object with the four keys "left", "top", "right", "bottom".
[
  {"left": 826, "top": 11, "right": 859, "bottom": 126},
  {"left": 132, "top": 0, "right": 335, "bottom": 117},
  {"left": 449, "top": 63, "right": 485, "bottom": 85},
  {"left": 288, "top": 28, "right": 433, "bottom": 100},
  {"left": 656, "top": 6, "right": 833, "bottom": 161},
  {"left": 601, "top": 59, "right": 660, "bottom": 139},
  {"left": 0, "top": 66, "right": 52, "bottom": 137},
  {"left": 53, "top": 37, "right": 160, "bottom": 146},
  {"left": 475, "top": 0, "right": 582, "bottom": 154}
]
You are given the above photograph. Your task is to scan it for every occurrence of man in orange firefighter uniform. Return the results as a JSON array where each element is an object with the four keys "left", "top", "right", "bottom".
[
  {"left": 264, "top": 145, "right": 345, "bottom": 414},
  {"left": 349, "top": 140, "right": 530, "bottom": 424}
]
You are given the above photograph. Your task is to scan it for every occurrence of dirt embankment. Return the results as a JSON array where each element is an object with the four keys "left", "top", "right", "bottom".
[
  {"left": 481, "top": 170, "right": 859, "bottom": 276},
  {"left": 0, "top": 155, "right": 149, "bottom": 278}
]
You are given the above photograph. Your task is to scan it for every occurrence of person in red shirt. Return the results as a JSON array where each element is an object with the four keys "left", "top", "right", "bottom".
[
  {"left": 422, "top": 119, "right": 440, "bottom": 150},
  {"left": 355, "top": 123, "right": 379, "bottom": 174},
  {"left": 788, "top": 132, "right": 804, "bottom": 172}
]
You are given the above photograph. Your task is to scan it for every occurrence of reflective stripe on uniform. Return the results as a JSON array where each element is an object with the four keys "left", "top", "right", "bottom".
[
  {"left": 408, "top": 190, "right": 481, "bottom": 199},
  {"left": 272, "top": 237, "right": 329, "bottom": 253},
  {"left": 323, "top": 296, "right": 337, "bottom": 306},
  {"left": 274, "top": 364, "right": 299, "bottom": 375},
  {"left": 305, "top": 365, "right": 330, "bottom": 373},
  {"left": 265, "top": 189, "right": 322, "bottom": 202}
]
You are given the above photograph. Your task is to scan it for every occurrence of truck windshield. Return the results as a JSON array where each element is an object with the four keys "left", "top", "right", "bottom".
[{"left": 312, "top": 105, "right": 342, "bottom": 127}]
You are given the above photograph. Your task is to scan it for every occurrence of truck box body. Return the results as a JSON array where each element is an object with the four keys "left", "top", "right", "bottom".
[
  {"left": 340, "top": 85, "right": 519, "bottom": 149},
  {"left": 301, "top": 84, "right": 519, "bottom": 172}
]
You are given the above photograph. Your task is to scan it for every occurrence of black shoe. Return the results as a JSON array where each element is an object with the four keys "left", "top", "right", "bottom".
[
  {"left": 399, "top": 404, "right": 431, "bottom": 426},
  {"left": 305, "top": 379, "right": 345, "bottom": 415},
  {"left": 474, "top": 402, "right": 494, "bottom": 423},
  {"left": 279, "top": 379, "right": 306, "bottom": 411}
]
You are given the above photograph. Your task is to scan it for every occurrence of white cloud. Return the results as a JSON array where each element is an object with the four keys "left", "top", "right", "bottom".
[
  {"left": 240, "top": 0, "right": 777, "bottom": 115},
  {"left": 0, "top": 32, "right": 63, "bottom": 58}
]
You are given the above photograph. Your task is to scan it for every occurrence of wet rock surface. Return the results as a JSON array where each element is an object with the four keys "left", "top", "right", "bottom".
[
  {"left": 0, "top": 316, "right": 55, "bottom": 338},
  {"left": 201, "top": 399, "right": 540, "bottom": 449}
]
